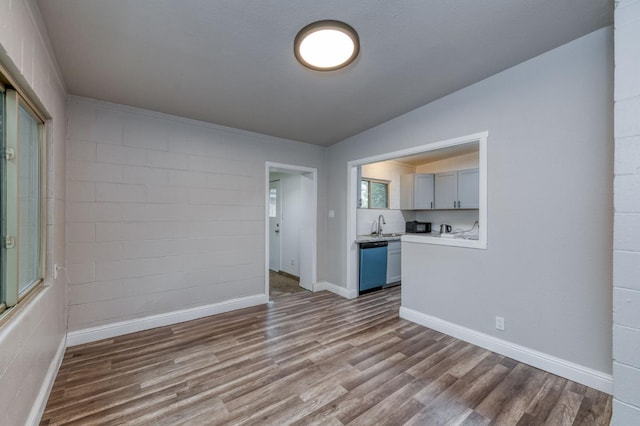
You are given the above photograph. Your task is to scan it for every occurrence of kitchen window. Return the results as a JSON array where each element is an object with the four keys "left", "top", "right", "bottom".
[
  {"left": 0, "top": 74, "right": 46, "bottom": 315},
  {"left": 360, "top": 178, "right": 389, "bottom": 209}
]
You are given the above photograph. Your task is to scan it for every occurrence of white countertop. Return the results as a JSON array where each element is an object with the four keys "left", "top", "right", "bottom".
[
  {"left": 355, "top": 231, "right": 482, "bottom": 248},
  {"left": 355, "top": 233, "right": 404, "bottom": 243}
]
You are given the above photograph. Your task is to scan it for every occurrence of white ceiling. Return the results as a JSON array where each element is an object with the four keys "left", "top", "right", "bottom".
[{"left": 38, "top": 0, "right": 612, "bottom": 146}]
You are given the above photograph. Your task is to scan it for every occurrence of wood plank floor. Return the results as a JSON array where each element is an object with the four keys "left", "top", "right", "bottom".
[{"left": 41, "top": 287, "right": 611, "bottom": 425}]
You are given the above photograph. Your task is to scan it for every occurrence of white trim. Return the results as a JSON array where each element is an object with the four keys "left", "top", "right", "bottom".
[
  {"left": 351, "top": 132, "right": 488, "bottom": 166},
  {"left": 265, "top": 162, "right": 318, "bottom": 297},
  {"left": 27, "top": 336, "right": 66, "bottom": 426},
  {"left": 67, "top": 294, "right": 267, "bottom": 347},
  {"left": 399, "top": 307, "right": 613, "bottom": 394},
  {"left": 346, "top": 131, "right": 489, "bottom": 295},
  {"left": 313, "top": 281, "right": 358, "bottom": 299}
]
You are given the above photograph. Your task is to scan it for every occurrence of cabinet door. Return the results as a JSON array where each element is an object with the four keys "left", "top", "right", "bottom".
[
  {"left": 434, "top": 171, "right": 458, "bottom": 209},
  {"left": 414, "top": 174, "right": 434, "bottom": 209},
  {"left": 386, "top": 241, "right": 401, "bottom": 284},
  {"left": 458, "top": 168, "right": 479, "bottom": 208},
  {"left": 399, "top": 174, "right": 415, "bottom": 210}
]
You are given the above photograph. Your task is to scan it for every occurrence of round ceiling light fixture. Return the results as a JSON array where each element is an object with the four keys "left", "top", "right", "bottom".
[{"left": 294, "top": 20, "right": 360, "bottom": 71}]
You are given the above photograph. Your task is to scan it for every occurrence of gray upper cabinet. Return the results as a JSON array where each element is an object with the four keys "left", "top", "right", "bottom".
[
  {"left": 457, "top": 168, "right": 479, "bottom": 208},
  {"left": 434, "top": 168, "right": 479, "bottom": 209},
  {"left": 400, "top": 174, "right": 434, "bottom": 210},
  {"left": 434, "top": 171, "right": 458, "bottom": 209}
]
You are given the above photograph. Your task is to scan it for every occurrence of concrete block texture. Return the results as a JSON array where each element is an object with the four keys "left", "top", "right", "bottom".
[
  {"left": 613, "top": 325, "right": 640, "bottom": 368},
  {"left": 0, "top": 1, "right": 68, "bottom": 424},
  {"left": 613, "top": 213, "right": 640, "bottom": 251},
  {"left": 614, "top": 250, "right": 640, "bottom": 290},
  {"left": 614, "top": 136, "right": 640, "bottom": 175},
  {"left": 614, "top": 97, "right": 640, "bottom": 139},
  {"left": 614, "top": 174, "right": 640, "bottom": 212},
  {"left": 614, "top": 10, "right": 640, "bottom": 100},
  {"left": 612, "top": 399, "right": 640, "bottom": 426},
  {"left": 614, "top": 287, "right": 640, "bottom": 330},
  {"left": 65, "top": 97, "right": 328, "bottom": 331},
  {"left": 614, "top": 363, "right": 640, "bottom": 408},
  {"left": 613, "top": 1, "right": 640, "bottom": 419}
]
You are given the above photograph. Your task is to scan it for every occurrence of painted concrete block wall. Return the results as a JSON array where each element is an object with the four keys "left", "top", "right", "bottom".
[
  {"left": 612, "top": 0, "right": 640, "bottom": 423},
  {"left": 0, "top": 0, "right": 67, "bottom": 424},
  {"left": 65, "top": 97, "right": 327, "bottom": 331},
  {"left": 326, "top": 28, "right": 613, "bottom": 375}
]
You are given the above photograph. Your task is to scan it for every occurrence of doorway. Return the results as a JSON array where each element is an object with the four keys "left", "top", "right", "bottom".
[
  {"left": 268, "top": 179, "right": 282, "bottom": 272},
  {"left": 265, "top": 162, "right": 317, "bottom": 298}
]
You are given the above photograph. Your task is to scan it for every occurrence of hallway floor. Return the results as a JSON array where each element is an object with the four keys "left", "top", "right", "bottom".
[{"left": 269, "top": 270, "right": 308, "bottom": 298}]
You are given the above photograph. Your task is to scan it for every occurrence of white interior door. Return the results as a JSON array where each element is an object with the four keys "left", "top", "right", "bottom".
[{"left": 268, "top": 180, "right": 281, "bottom": 271}]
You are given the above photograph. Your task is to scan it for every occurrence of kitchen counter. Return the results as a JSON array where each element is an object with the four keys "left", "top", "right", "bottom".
[
  {"left": 407, "top": 231, "right": 478, "bottom": 240},
  {"left": 355, "top": 233, "right": 404, "bottom": 244},
  {"left": 402, "top": 231, "right": 483, "bottom": 249},
  {"left": 355, "top": 232, "right": 481, "bottom": 247}
]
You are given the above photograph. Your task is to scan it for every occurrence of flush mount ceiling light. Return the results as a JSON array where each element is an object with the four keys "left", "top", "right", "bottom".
[{"left": 294, "top": 20, "right": 360, "bottom": 71}]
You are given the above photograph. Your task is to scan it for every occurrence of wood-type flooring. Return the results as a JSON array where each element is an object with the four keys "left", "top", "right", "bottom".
[{"left": 41, "top": 287, "right": 612, "bottom": 425}]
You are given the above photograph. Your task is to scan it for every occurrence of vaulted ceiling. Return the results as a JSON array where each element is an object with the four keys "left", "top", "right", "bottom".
[{"left": 38, "top": 0, "right": 613, "bottom": 146}]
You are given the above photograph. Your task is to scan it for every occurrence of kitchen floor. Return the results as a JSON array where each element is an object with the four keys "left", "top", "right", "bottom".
[{"left": 41, "top": 287, "right": 611, "bottom": 425}]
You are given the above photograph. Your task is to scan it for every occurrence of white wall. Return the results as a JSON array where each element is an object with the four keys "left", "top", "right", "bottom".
[
  {"left": 361, "top": 160, "right": 416, "bottom": 209},
  {"left": 65, "top": 97, "right": 327, "bottom": 331},
  {"left": 612, "top": 0, "right": 640, "bottom": 423},
  {"left": 415, "top": 210, "right": 478, "bottom": 233},
  {"left": 0, "top": 0, "right": 67, "bottom": 424},
  {"left": 326, "top": 27, "right": 613, "bottom": 378},
  {"left": 271, "top": 172, "right": 302, "bottom": 277},
  {"left": 357, "top": 209, "right": 416, "bottom": 236},
  {"left": 357, "top": 160, "right": 417, "bottom": 235}
]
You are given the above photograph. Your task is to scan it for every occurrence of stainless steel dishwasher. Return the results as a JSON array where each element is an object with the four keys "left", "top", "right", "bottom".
[{"left": 358, "top": 241, "right": 388, "bottom": 294}]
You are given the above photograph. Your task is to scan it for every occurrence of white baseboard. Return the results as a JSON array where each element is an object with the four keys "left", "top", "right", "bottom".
[
  {"left": 27, "top": 336, "right": 66, "bottom": 426},
  {"left": 67, "top": 294, "right": 268, "bottom": 347},
  {"left": 313, "top": 281, "right": 358, "bottom": 299},
  {"left": 399, "top": 306, "right": 613, "bottom": 394}
]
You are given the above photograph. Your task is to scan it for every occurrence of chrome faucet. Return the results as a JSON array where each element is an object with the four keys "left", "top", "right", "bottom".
[{"left": 377, "top": 214, "right": 386, "bottom": 236}]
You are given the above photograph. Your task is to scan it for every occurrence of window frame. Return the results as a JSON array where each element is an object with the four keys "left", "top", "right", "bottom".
[
  {"left": 360, "top": 177, "right": 390, "bottom": 209},
  {"left": 0, "top": 71, "right": 47, "bottom": 316}
]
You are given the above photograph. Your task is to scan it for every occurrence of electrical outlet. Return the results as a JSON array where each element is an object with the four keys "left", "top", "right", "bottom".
[
  {"left": 291, "top": 259, "right": 295, "bottom": 266},
  {"left": 495, "top": 316, "right": 505, "bottom": 331}
]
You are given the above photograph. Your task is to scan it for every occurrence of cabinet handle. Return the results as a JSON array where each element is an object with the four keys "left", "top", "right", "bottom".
[
  {"left": 430, "top": 201, "right": 433, "bottom": 209},
  {"left": 453, "top": 201, "right": 456, "bottom": 208}
]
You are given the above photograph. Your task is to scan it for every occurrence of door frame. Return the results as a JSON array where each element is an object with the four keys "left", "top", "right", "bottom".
[
  {"left": 265, "top": 162, "right": 318, "bottom": 296},
  {"left": 268, "top": 179, "right": 282, "bottom": 272}
]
